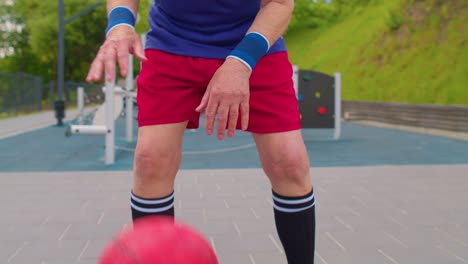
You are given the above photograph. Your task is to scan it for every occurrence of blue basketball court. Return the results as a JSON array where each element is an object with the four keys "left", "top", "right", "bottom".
[{"left": 0, "top": 115, "right": 467, "bottom": 172}]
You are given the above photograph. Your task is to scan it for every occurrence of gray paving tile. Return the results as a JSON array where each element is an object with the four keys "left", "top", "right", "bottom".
[
  {"left": 0, "top": 241, "right": 24, "bottom": 262},
  {"left": 251, "top": 251, "right": 286, "bottom": 264},
  {"left": 61, "top": 223, "right": 125, "bottom": 241},
  {"left": 234, "top": 219, "right": 277, "bottom": 235},
  {"left": 211, "top": 233, "right": 282, "bottom": 255},
  {"left": 215, "top": 252, "right": 254, "bottom": 264},
  {"left": 1, "top": 165, "right": 468, "bottom": 263},
  {"left": 8, "top": 240, "right": 87, "bottom": 264},
  {"left": 77, "top": 240, "right": 109, "bottom": 260},
  {"left": 197, "top": 220, "right": 238, "bottom": 237}
]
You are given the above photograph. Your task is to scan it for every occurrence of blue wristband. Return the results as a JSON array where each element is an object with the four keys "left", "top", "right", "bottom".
[
  {"left": 105, "top": 6, "right": 136, "bottom": 36},
  {"left": 227, "top": 32, "right": 270, "bottom": 72}
]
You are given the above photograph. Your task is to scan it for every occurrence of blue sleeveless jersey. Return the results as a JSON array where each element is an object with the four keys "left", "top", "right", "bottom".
[{"left": 145, "top": 0, "right": 287, "bottom": 59}]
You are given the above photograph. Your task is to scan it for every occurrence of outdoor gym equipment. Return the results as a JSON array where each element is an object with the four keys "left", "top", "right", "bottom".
[
  {"left": 292, "top": 65, "right": 341, "bottom": 140},
  {"left": 65, "top": 55, "right": 135, "bottom": 165}
]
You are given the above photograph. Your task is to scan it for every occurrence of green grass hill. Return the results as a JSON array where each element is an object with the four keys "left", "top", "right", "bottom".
[{"left": 285, "top": 0, "right": 468, "bottom": 105}]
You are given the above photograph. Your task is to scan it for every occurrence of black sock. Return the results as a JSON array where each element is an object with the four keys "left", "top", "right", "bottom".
[
  {"left": 273, "top": 189, "right": 316, "bottom": 264},
  {"left": 130, "top": 190, "right": 175, "bottom": 221}
]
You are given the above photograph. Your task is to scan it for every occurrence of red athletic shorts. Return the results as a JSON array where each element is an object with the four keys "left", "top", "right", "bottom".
[{"left": 136, "top": 50, "right": 300, "bottom": 133}]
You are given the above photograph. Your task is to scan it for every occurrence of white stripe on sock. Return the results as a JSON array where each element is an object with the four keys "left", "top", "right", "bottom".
[
  {"left": 130, "top": 201, "right": 175, "bottom": 213},
  {"left": 273, "top": 200, "right": 316, "bottom": 213},
  {"left": 131, "top": 192, "right": 174, "bottom": 205},
  {"left": 273, "top": 192, "right": 314, "bottom": 205}
]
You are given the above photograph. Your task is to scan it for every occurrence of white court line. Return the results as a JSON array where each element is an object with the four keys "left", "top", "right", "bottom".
[
  {"left": 377, "top": 249, "right": 400, "bottom": 264},
  {"left": 343, "top": 206, "right": 361, "bottom": 217},
  {"left": 209, "top": 237, "right": 217, "bottom": 255},
  {"left": 77, "top": 240, "right": 90, "bottom": 261},
  {"left": 232, "top": 221, "right": 241, "bottom": 237},
  {"left": 334, "top": 216, "right": 355, "bottom": 232},
  {"left": 249, "top": 253, "right": 256, "bottom": 264},
  {"left": 41, "top": 215, "right": 51, "bottom": 225},
  {"left": 435, "top": 245, "right": 468, "bottom": 263},
  {"left": 7, "top": 242, "right": 28, "bottom": 263},
  {"left": 315, "top": 251, "right": 329, "bottom": 264},
  {"left": 351, "top": 196, "right": 368, "bottom": 207},
  {"left": 250, "top": 208, "right": 260, "bottom": 219},
  {"left": 382, "top": 230, "right": 408, "bottom": 249},
  {"left": 325, "top": 232, "right": 346, "bottom": 252},
  {"left": 268, "top": 234, "right": 284, "bottom": 254},
  {"left": 116, "top": 143, "right": 256, "bottom": 155},
  {"left": 58, "top": 224, "right": 72, "bottom": 241},
  {"left": 387, "top": 216, "right": 408, "bottom": 230},
  {"left": 434, "top": 227, "right": 468, "bottom": 247},
  {"left": 97, "top": 212, "right": 105, "bottom": 225}
]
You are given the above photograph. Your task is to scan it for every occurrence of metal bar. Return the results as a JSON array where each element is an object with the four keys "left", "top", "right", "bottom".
[
  {"left": 292, "top": 65, "right": 299, "bottom": 98},
  {"left": 334, "top": 72, "right": 341, "bottom": 140},
  {"left": 102, "top": 86, "right": 124, "bottom": 94},
  {"left": 125, "top": 54, "right": 134, "bottom": 142},
  {"left": 77, "top": 87, "right": 84, "bottom": 124},
  {"left": 56, "top": 1, "right": 101, "bottom": 126},
  {"left": 58, "top": 0, "right": 64, "bottom": 101},
  {"left": 67, "top": 125, "right": 107, "bottom": 135},
  {"left": 37, "top": 77, "right": 43, "bottom": 111},
  {"left": 105, "top": 79, "right": 115, "bottom": 165}
]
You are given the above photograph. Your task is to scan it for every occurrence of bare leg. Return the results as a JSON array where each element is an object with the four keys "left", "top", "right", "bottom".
[
  {"left": 253, "top": 130, "right": 315, "bottom": 264},
  {"left": 131, "top": 121, "right": 187, "bottom": 220}
]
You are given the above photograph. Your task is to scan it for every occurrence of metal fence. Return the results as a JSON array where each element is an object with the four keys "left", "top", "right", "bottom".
[
  {"left": 52, "top": 80, "right": 105, "bottom": 107},
  {"left": 342, "top": 100, "right": 468, "bottom": 133},
  {"left": 0, "top": 72, "right": 43, "bottom": 115},
  {"left": 0, "top": 71, "right": 106, "bottom": 118}
]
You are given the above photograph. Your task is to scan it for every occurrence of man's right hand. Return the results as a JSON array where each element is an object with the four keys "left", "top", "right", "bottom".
[{"left": 86, "top": 26, "right": 147, "bottom": 83}]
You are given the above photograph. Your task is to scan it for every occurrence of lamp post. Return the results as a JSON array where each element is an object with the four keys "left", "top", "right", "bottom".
[
  {"left": 55, "top": 0, "right": 65, "bottom": 126},
  {"left": 55, "top": 0, "right": 102, "bottom": 126}
]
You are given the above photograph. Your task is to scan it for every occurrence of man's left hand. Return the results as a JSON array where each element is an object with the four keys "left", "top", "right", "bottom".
[{"left": 196, "top": 58, "right": 251, "bottom": 140}]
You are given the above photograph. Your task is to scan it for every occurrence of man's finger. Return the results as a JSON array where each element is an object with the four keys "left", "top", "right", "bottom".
[
  {"left": 86, "top": 51, "right": 105, "bottom": 82},
  {"left": 132, "top": 37, "right": 147, "bottom": 62},
  {"left": 205, "top": 99, "right": 218, "bottom": 136},
  {"left": 86, "top": 59, "right": 102, "bottom": 82},
  {"left": 116, "top": 41, "right": 130, "bottom": 77},
  {"left": 104, "top": 45, "right": 117, "bottom": 82},
  {"left": 227, "top": 105, "right": 239, "bottom": 138},
  {"left": 240, "top": 101, "right": 249, "bottom": 131},
  {"left": 196, "top": 88, "right": 210, "bottom": 112},
  {"left": 216, "top": 104, "right": 229, "bottom": 140}
]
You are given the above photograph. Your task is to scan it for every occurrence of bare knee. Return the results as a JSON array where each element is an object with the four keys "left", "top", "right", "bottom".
[
  {"left": 132, "top": 123, "right": 186, "bottom": 197},
  {"left": 257, "top": 134, "right": 311, "bottom": 195},
  {"left": 134, "top": 144, "right": 181, "bottom": 181},
  {"left": 133, "top": 143, "right": 181, "bottom": 197},
  {"left": 264, "top": 150, "right": 309, "bottom": 184}
]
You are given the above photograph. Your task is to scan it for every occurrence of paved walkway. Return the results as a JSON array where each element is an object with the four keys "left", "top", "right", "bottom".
[
  {"left": 1, "top": 165, "right": 467, "bottom": 264},
  {"left": 0, "top": 108, "right": 93, "bottom": 140}
]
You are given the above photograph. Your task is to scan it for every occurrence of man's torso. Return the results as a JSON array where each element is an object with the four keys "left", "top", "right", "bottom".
[{"left": 145, "top": 0, "right": 286, "bottom": 58}]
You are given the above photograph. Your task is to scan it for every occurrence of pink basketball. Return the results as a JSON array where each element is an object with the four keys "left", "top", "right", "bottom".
[{"left": 99, "top": 216, "right": 218, "bottom": 264}]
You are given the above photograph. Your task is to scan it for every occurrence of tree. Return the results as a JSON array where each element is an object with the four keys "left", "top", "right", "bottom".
[
  {"left": 0, "top": 0, "right": 39, "bottom": 73},
  {"left": 11, "top": 0, "right": 107, "bottom": 82},
  {"left": 4, "top": 0, "right": 152, "bottom": 83},
  {"left": 288, "top": 0, "right": 338, "bottom": 32}
]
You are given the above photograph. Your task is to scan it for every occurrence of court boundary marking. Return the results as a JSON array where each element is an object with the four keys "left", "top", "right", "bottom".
[{"left": 115, "top": 143, "right": 257, "bottom": 155}]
